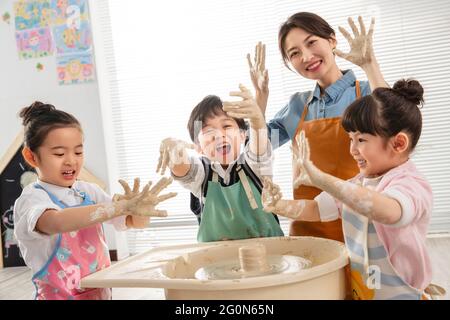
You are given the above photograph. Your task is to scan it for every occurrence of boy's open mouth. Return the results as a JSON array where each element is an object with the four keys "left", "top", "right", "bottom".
[{"left": 216, "top": 143, "right": 231, "bottom": 156}]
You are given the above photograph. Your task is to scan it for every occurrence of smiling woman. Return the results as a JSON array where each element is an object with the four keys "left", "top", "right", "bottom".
[{"left": 89, "top": 0, "right": 450, "bottom": 254}]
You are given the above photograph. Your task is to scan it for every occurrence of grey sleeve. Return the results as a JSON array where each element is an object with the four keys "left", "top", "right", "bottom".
[
  {"left": 171, "top": 155, "right": 205, "bottom": 199},
  {"left": 243, "top": 139, "right": 273, "bottom": 178}
]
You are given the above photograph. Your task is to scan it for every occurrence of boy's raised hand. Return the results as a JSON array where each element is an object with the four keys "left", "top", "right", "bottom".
[
  {"left": 247, "top": 41, "right": 269, "bottom": 113},
  {"left": 261, "top": 177, "right": 283, "bottom": 212},
  {"left": 222, "top": 84, "right": 265, "bottom": 129},
  {"left": 335, "top": 16, "right": 375, "bottom": 68},
  {"left": 156, "top": 138, "right": 194, "bottom": 175}
]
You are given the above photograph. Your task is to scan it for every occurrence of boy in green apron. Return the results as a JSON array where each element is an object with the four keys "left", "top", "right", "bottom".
[{"left": 156, "top": 84, "right": 284, "bottom": 242}]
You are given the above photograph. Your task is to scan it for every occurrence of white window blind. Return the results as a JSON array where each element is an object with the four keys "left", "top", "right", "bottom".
[{"left": 91, "top": 0, "right": 450, "bottom": 254}]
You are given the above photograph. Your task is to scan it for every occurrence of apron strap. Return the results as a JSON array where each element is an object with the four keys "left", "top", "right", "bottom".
[
  {"left": 237, "top": 165, "right": 258, "bottom": 209},
  {"left": 355, "top": 80, "right": 361, "bottom": 98},
  {"left": 295, "top": 101, "right": 310, "bottom": 143},
  {"left": 299, "top": 102, "right": 309, "bottom": 128},
  {"left": 362, "top": 218, "right": 370, "bottom": 272},
  {"left": 212, "top": 172, "right": 219, "bottom": 182},
  {"left": 34, "top": 183, "right": 67, "bottom": 208}
]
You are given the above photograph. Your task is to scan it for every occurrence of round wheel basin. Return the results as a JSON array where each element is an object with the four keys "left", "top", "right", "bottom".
[{"left": 161, "top": 236, "right": 348, "bottom": 300}]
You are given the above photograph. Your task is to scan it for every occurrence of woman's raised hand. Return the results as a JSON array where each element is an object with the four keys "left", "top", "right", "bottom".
[{"left": 335, "top": 16, "right": 375, "bottom": 68}]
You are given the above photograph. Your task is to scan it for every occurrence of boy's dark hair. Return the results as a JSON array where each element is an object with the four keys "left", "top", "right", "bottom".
[
  {"left": 278, "top": 12, "right": 335, "bottom": 69},
  {"left": 19, "top": 101, "right": 82, "bottom": 152},
  {"left": 187, "top": 95, "right": 247, "bottom": 143},
  {"left": 342, "top": 79, "right": 424, "bottom": 151}
]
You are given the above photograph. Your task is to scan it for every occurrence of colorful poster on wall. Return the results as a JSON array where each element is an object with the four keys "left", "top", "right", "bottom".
[
  {"left": 56, "top": 53, "right": 94, "bottom": 85},
  {"left": 52, "top": 20, "right": 92, "bottom": 54},
  {"left": 14, "top": 0, "right": 52, "bottom": 30},
  {"left": 51, "top": 0, "right": 89, "bottom": 26},
  {"left": 13, "top": 0, "right": 96, "bottom": 84},
  {"left": 50, "top": 0, "right": 95, "bottom": 85},
  {"left": 14, "top": 0, "right": 54, "bottom": 60},
  {"left": 15, "top": 27, "right": 53, "bottom": 59}
]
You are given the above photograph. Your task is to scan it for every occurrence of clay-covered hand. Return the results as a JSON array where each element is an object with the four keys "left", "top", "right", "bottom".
[
  {"left": 292, "top": 131, "right": 325, "bottom": 189},
  {"left": 335, "top": 16, "right": 375, "bottom": 68},
  {"left": 116, "top": 176, "right": 177, "bottom": 217},
  {"left": 261, "top": 176, "right": 283, "bottom": 212},
  {"left": 156, "top": 138, "right": 194, "bottom": 175},
  {"left": 222, "top": 84, "right": 265, "bottom": 128},
  {"left": 112, "top": 177, "right": 141, "bottom": 202},
  {"left": 112, "top": 178, "right": 150, "bottom": 228},
  {"left": 247, "top": 42, "right": 269, "bottom": 114},
  {"left": 247, "top": 41, "right": 269, "bottom": 95}
]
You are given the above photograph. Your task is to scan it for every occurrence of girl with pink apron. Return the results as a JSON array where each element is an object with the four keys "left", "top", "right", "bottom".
[{"left": 32, "top": 184, "right": 111, "bottom": 300}]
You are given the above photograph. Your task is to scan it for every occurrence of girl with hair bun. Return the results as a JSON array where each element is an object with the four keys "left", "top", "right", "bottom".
[
  {"left": 262, "top": 79, "right": 438, "bottom": 299},
  {"left": 14, "top": 101, "right": 176, "bottom": 300}
]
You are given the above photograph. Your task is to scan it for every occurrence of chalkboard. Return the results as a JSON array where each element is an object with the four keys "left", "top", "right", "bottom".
[{"left": 1, "top": 144, "right": 38, "bottom": 267}]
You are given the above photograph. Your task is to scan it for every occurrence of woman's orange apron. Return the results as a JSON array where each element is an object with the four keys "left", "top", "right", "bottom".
[
  {"left": 290, "top": 80, "right": 361, "bottom": 240},
  {"left": 290, "top": 81, "right": 361, "bottom": 299}
]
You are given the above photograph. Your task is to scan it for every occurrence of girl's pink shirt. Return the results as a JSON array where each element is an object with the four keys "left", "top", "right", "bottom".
[{"left": 318, "top": 160, "right": 433, "bottom": 290}]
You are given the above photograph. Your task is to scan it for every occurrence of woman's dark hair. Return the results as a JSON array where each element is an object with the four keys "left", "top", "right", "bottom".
[
  {"left": 342, "top": 79, "right": 424, "bottom": 151},
  {"left": 187, "top": 95, "right": 247, "bottom": 143},
  {"left": 19, "top": 101, "right": 82, "bottom": 152},
  {"left": 278, "top": 12, "right": 335, "bottom": 69}
]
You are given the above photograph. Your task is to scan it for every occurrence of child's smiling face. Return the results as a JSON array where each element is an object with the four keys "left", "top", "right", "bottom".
[
  {"left": 349, "top": 131, "right": 399, "bottom": 178},
  {"left": 196, "top": 112, "right": 245, "bottom": 166},
  {"left": 34, "top": 127, "right": 84, "bottom": 187}
]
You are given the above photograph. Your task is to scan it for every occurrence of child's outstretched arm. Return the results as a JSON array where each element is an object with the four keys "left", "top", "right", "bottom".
[
  {"left": 293, "top": 131, "right": 402, "bottom": 225},
  {"left": 261, "top": 177, "right": 321, "bottom": 221},
  {"left": 156, "top": 138, "right": 194, "bottom": 177},
  {"left": 36, "top": 177, "right": 176, "bottom": 235},
  {"left": 223, "top": 84, "right": 268, "bottom": 156},
  {"left": 335, "top": 16, "right": 388, "bottom": 89}
]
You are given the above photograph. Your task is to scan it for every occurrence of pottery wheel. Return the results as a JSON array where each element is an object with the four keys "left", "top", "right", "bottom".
[{"left": 195, "top": 254, "right": 312, "bottom": 280}]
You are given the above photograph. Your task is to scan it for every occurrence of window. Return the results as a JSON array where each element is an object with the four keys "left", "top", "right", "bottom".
[{"left": 91, "top": 0, "right": 450, "bottom": 254}]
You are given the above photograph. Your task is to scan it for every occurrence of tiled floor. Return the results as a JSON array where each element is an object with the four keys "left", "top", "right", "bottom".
[{"left": 1, "top": 236, "right": 448, "bottom": 300}]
